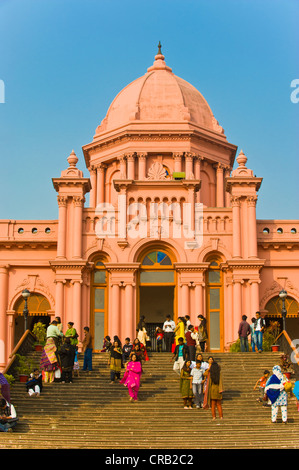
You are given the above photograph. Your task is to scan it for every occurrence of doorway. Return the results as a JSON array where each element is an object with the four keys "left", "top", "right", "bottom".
[{"left": 139, "top": 285, "right": 175, "bottom": 351}]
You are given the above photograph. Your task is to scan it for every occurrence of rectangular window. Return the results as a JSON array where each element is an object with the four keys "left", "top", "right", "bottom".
[
  {"left": 140, "top": 270, "right": 174, "bottom": 284},
  {"left": 209, "top": 288, "right": 220, "bottom": 310},
  {"left": 93, "top": 287, "right": 106, "bottom": 350}
]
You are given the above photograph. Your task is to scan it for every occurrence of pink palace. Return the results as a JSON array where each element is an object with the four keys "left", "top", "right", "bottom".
[{"left": 0, "top": 46, "right": 299, "bottom": 367}]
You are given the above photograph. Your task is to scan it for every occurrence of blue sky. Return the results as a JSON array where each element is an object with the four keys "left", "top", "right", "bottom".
[{"left": 0, "top": 0, "right": 298, "bottom": 221}]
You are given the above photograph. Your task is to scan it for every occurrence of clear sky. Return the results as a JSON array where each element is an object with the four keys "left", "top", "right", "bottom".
[{"left": 0, "top": 0, "right": 298, "bottom": 221}]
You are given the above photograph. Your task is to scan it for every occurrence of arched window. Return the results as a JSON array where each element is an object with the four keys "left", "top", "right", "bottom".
[
  {"left": 265, "top": 296, "right": 299, "bottom": 318},
  {"left": 141, "top": 250, "right": 172, "bottom": 267},
  {"left": 140, "top": 250, "right": 174, "bottom": 284},
  {"left": 14, "top": 293, "right": 50, "bottom": 316}
]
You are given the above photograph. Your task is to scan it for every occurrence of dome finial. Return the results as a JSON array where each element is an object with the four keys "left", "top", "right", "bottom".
[{"left": 157, "top": 41, "right": 162, "bottom": 55}]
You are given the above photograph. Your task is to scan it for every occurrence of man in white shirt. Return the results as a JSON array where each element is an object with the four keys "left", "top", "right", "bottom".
[
  {"left": 163, "top": 315, "right": 176, "bottom": 352},
  {"left": 191, "top": 361, "right": 204, "bottom": 408},
  {"left": 255, "top": 312, "right": 266, "bottom": 352}
]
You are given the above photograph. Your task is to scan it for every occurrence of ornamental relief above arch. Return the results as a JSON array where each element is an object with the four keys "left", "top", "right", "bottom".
[
  {"left": 259, "top": 279, "right": 299, "bottom": 310},
  {"left": 9, "top": 274, "right": 55, "bottom": 311}
]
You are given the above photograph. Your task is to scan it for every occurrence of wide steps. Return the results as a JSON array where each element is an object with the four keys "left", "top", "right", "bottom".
[{"left": 1, "top": 351, "right": 298, "bottom": 449}]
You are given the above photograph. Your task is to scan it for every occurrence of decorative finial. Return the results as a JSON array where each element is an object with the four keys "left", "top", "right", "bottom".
[
  {"left": 236, "top": 149, "right": 247, "bottom": 167},
  {"left": 157, "top": 41, "right": 162, "bottom": 55},
  {"left": 67, "top": 149, "right": 78, "bottom": 168}
]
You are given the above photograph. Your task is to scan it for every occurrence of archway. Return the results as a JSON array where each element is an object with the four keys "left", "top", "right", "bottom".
[
  {"left": 14, "top": 293, "right": 51, "bottom": 346},
  {"left": 264, "top": 295, "right": 299, "bottom": 337},
  {"left": 138, "top": 248, "right": 176, "bottom": 350}
]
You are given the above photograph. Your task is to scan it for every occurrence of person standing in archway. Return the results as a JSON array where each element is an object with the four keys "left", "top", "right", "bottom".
[{"left": 163, "top": 315, "right": 176, "bottom": 352}]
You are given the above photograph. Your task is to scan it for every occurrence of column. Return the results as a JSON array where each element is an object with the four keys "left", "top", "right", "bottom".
[
  {"left": 185, "top": 153, "right": 193, "bottom": 179},
  {"left": 137, "top": 153, "right": 147, "bottom": 180},
  {"left": 124, "top": 283, "right": 134, "bottom": 339},
  {"left": 225, "top": 276, "right": 233, "bottom": 345},
  {"left": 126, "top": 154, "right": 135, "bottom": 180},
  {"left": 89, "top": 166, "right": 97, "bottom": 208},
  {"left": 194, "top": 156, "right": 203, "bottom": 203},
  {"left": 109, "top": 283, "right": 120, "bottom": 337},
  {"left": 173, "top": 153, "right": 182, "bottom": 172},
  {"left": 71, "top": 280, "right": 82, "bottom": 338},
  {"left": 56, "top": 196, "right": 67, "bottom": 259},
  {"left": 55, "top": 280, "right": 65, "bottom": 322},
  {"left": 247, "top": 196, "right": 258, "bottom": 258},
  {"left": 216, "top": 163, "right": 224, "bottom": 207},
  {"left": 0, "top": 265, "right": 9, "bottom": 367},
  {"left": 231, "top": 196, "right": 241, "bottom": 258},
  {"left": 118, "top": 156, "right": 127, "bottom": 179},
  {"left": 224, "top": 167, "right": 231, "bottom": 207},
  {"left": 180, "top": 283, "right": 189, "bottom": 316},
  {"left": 73, "top": 196, "right": 84, "bottom": 259},
  {"left": 96, "top": 163, "right": 105, "bottom": 206},
  {"left": 194, "top": 283, "right": 203, "bottom": 316},
  {"left": 250, "top": 280, "right": 260, "bottom": 314},
  {"left": 233, "top": 279, "right": 242, "bottom": 337}
]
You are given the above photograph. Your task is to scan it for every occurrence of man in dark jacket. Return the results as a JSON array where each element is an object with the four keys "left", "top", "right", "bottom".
[
  {"left": 59, "top": 337, "right": 76, "bottom": 383},
  {"left": 238, "top": 315, "right": 251, "bottom": 352}
]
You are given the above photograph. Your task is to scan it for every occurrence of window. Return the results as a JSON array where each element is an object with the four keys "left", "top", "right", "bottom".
[{"left": 141, "top": 251, "right": 172, "bottom": 267}]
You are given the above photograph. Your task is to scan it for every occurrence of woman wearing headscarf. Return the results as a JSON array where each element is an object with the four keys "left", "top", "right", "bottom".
[
  {"left": 265, "top": 365, "right": 288, "bottom": 424},
  {"left": 109, "top": 339, "right": 123, "bottom": 383},
  {"left": 205, "top": 362, "right": 224, "bottom": 420},
  {"left": 137, "top": 316, "right": 148, "bottom": 347},
  {"left": 132, "top": 338, "right": 149, "bottom": 361},
  {"left": 120, "top": 353, "right": 143, "bottom": 402},
  {"left": 180, "top": 360, "right": 194, "bottom": 409},
  {"left": 40, "top": 337, "right": 59, "bottom": 383}
]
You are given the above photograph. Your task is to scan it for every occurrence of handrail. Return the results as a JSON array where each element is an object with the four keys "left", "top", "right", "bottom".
[
  {"left": 2, "top": 329, "right": 36, "bottom": 376},
  {"left": 276, "top": 330, "right": 299, "bottom": 366}
]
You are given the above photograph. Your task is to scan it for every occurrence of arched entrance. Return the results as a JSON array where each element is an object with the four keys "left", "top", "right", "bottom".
[
  {"left": 138, "top": 248, "right": 176, "bottom": 350},
  {"left": 265, "top": 295, "right": 299, "bottom": 336},
  {"left": 14, "top": 293, "right": 51, "bottom": 346}
]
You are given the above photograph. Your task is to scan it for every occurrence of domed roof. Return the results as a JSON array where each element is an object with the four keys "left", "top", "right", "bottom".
[{"left": 94, "top": 45, "right": 224, "bottom": 137}]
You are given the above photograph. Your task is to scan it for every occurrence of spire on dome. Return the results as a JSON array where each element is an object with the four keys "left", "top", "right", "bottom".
[{"left": 147, "top": 41, "right": 172, "bottom": 72}]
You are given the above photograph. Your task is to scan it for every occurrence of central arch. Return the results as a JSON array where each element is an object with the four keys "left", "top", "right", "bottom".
[{"left": 137, "top": 246, "right": 177, "bottom": 350}]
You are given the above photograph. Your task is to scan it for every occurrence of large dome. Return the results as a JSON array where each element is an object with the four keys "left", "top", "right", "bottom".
[{"left": 94, "top": 47, "right": 224, "bottom": 137}]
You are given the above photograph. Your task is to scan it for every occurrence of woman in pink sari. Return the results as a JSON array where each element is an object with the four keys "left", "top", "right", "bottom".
[{"left": 120, "top": 353, "right": 142, "bottom": 402}]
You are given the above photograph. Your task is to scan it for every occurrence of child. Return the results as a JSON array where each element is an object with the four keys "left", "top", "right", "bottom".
[
  {"left": 253, "top": 369, "right": 270, "bottom": 405},
  {"left": 191, "top": 361, "right": 204, "bottom": 408},
  {"left": 73, "top": 349, "right": 80, "bottom": 377},
  {"left": 122, "top": 338, "right": 133, "bottom": 364},
  {"left": 155, "top": 327, "right": 164, "bottom": 352}
]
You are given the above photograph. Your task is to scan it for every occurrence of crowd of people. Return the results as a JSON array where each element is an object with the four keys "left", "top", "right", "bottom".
[{"left": 0, "top": 312, "right": 298, "bottom": 432}]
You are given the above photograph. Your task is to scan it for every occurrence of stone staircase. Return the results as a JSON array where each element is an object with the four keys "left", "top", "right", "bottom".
[{"left": 1, "top": 350, "right": 299, "bottom": 449}]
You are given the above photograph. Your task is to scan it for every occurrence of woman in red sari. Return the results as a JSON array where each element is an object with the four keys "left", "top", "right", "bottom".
[{"left": 120, "top": 353, "right": 143, "bottom": 402}]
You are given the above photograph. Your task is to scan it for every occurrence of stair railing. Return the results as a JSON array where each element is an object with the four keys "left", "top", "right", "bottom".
[
  {"left": 2, "top": 329, "right": 36, "bottom": 376},
  {"left": 276, "top": 330, "right": 299, "bottom": 378}
]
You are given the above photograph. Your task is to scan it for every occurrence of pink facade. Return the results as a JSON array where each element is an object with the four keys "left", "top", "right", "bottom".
[{"left": 1, "top": 48, "right": 298, "bottom": 368}]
